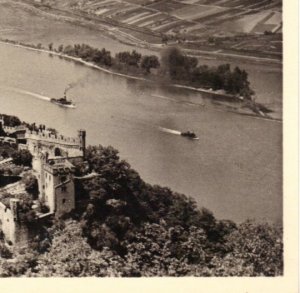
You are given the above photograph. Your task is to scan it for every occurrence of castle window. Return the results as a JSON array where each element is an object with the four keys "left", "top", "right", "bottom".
[
  {"left": 62, "top": 199, "right": 66, "bottom": 204},
  {"left": 54, "top": 148, "right": 62, "bottom": 156},
  {"left": 61, "top": 185, "right": 67, "bottom": 192}
]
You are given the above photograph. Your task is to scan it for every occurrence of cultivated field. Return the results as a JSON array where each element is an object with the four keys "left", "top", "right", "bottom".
[
  {"left": 46, "top": 0, "right": 282, "bottom": 37},
  {"left": 2, "top": 0, "right": 282, "bottom": 60},
  {"left": 184, "top": 32, "right": 282, "bottom": 59}
]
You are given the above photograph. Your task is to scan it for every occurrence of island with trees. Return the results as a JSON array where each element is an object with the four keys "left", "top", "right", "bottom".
[
  {"left": 52, "top": 42, "right": 254, "bottom": 99},
  {"left": 0, "top": 39, "right": 273, "bottom": 118}
]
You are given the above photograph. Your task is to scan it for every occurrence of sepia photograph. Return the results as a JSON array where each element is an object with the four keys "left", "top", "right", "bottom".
[{"left": 0, "top": 0, "right": 297, "bottom": 288}]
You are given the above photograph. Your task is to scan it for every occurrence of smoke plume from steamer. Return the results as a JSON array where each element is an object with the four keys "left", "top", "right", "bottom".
[
  {"left": 64, "top": 73, "right": 92, "bottom": 95},
  {"left": 64, "top": 82, "right": 76, "bottom": 95}
]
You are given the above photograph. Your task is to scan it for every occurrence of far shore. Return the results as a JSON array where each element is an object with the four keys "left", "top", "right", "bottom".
[
  {"left": 0, "top": 40, "right": 281, "bottom": 122},
  {"left": 6, "top": 0, "right": 281, "bottom": 66}
]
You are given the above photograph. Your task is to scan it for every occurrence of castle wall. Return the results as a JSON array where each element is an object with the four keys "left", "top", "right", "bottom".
[
  {"left": 25, "top": 131, "right": 81, "bottom": 147},
  {"left": 14, "top": 223, "right": 30, "bottom": 246},
  {"left": 0, "top": 202, "right": 33, "bottom": 246},
  {"left": 0, "top": 202, "right": 15, "bottom": 243},
  {"left": 27, "top": 138, "right": 82, "bottom": 159}
]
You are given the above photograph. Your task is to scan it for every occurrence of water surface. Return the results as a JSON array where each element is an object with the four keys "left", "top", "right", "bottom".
[{"left": 0, "top": 43, "right": 282, "bottom": 223}]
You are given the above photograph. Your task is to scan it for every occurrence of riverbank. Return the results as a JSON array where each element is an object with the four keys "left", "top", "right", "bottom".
[{"left": 0, "top": 39, "right": 280, "bottom": 121}]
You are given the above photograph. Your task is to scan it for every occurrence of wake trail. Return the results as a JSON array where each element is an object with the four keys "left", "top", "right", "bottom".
[
  {"left": 159, "top": 127, "right": 181, "bottom": 135},
  {"left": 0, "top": 85, "right": 51, "bottom": 101}
]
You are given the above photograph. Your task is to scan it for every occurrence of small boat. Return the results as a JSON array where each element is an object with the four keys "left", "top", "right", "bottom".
[
  {"left": 50, "top": 93, "right": 76, "bottom": 108},
  {"left": 181, "top": 131, "right": 199, "bottom": 140}
]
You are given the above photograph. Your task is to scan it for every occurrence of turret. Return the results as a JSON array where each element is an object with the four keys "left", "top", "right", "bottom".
[{"left": 78, "top": 129, "right": 86, "bottom": 158}]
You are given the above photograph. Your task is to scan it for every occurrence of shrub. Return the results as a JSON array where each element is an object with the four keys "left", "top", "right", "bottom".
[
  {"left": 11, "top": 149, "right": 32, "bottom": 167},
  {"left": 23, "top": 174, "right": 39, "bottom": 198},
  {"left": 0, "top": 243, "right": 13, "bottom": 259}
]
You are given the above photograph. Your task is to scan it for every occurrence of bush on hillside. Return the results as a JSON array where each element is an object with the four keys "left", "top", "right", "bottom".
[{"left": 11, "top": 149, "right": 32, "bottom": 167}]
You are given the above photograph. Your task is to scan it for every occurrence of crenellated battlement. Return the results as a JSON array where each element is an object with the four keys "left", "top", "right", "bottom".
[
  {"left": 43, "top": 159, "right": 75, "bottom": 175},
  {"left": 25, "top": 129, "right": 80, "bottom": 147}
]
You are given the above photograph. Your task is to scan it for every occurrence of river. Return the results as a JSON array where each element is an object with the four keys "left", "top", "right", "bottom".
[{"left": 0, "top": 43, "right": 282, "bottom": 223}]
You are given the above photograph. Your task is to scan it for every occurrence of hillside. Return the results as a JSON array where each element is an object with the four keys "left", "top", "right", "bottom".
[
  {"left": 45, "top": 0, "right": 282, "bottom": 37},
  {"left": 34, "top": 0, "right": 283, "bottom": 59},
  {"left": 0, "top": 119, "right": 283, "bottom": 276},
  {"left": 0, "top": 0, "right": 282, "bottom": 60}
]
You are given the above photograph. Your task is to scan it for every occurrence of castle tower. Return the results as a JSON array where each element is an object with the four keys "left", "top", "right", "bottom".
[
  {"left": 43, "top": 159, "right": 75, "bottom": 217},
  {"left": 78, "top": 129, "right": 86, "bottom": 158},
  {"left": 9, "top": 198, "right": 29, "bottom": 245}
]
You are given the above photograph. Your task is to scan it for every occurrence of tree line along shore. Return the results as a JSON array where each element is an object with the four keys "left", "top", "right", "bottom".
[
  {"left": 1, "top": 38, "right": 276, "bottom": 118},
  {"left": 1, "top": 39, "right": 258, "bottom": 99},
  {"left": 48, "top": 41, "right": 255, "bottom": 99}
]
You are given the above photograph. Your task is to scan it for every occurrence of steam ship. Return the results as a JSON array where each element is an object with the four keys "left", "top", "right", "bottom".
[
  {"left": 51, "top": 92, "right": 76, "bottom": 108},
  {"left": 181, "top": 131, "right": 199, "bottom": 140}
]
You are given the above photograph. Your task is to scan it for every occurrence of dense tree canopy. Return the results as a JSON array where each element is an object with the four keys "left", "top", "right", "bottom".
[
  {"left": 11, "top": 149, "right": 32, "bottom": 167},
  {"left": 23, "top": 174, "right": 39, "bottom": 198},
  {"left": 162, "top": 47, "right": 254, "bottom": 98},
  {"left": 1, "top": 114, "right": 21, "bottom": 127},
  {"left": 116, "top": 50, "right": 141, "bottom": 67},
  {"left": 0, "top": 218, "right": 282, "bottom": 277},
  {"left": 66, "top": 145, "right": 283, "bottom": 276},
  {"left": 141, "top": 55, "right": 160, "bottom": 73}
]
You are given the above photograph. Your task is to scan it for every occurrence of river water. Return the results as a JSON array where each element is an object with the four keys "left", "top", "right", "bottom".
[{"left": 0, "top": 43, "right": 282, "bottom": 223}]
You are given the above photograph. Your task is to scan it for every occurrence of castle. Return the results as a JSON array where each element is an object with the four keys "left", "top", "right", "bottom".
[
  {"left": 25, "top": 128, "right": 86, "bottom": 216},
  {"left": 0, "top": 117, "right": 86, "bottom": 245}
]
